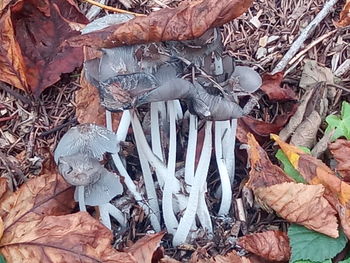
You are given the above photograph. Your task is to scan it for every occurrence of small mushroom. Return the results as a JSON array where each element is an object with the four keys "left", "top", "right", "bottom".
[{"left": 54, "top": 123, "right": 118, "bottom": 163}]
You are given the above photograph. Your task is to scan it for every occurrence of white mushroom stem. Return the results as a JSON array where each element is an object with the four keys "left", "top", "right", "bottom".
[
  {"left": 151, "top": 102, "right": 165, "bottom": 186},
  {"left": 134, "top": 129, "right": 161, "bottom": 232},
  {"left": 185, "top": 113, "right": 198, "bottom": 186},
  {"left": 99, "top": 203, "right": 127, "bottom": 229},
  {"left": 215, "top": 121, "right": 232, "bottom": 215},
  {"left": 173, "top": 121, "right": 212, "bottom": 246},
  {"left": 106, "top": 110, "right": 152, "bottom": 223},
  {"left": 78, "top": 185, "right": 86, "bottom": 212}
]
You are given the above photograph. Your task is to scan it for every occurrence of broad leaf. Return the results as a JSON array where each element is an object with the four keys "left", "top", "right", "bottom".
[{"left": 288, "top": 224, "right": 347, "bottom": 262}]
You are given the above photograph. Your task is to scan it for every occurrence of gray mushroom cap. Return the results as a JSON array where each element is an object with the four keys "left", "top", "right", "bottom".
[
  {"left": 54, "top": 124, "right": 118, "bottom": 163},
  {"left": 74, "top": 169, "right": 123, "bottom": 206},
  {"left": 58, "top": 154, "right": 102, "bottom": 186},
  {"left": 231, "top": 66, "right": 262, "bottom": 93}
]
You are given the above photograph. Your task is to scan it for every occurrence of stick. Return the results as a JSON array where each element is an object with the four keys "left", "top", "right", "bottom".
[
  {"left": 271, "top": 0, "right": 339, "bottom": 74},
  {"left": 82, "top": 0, "right": 146, "bottom": 17}
]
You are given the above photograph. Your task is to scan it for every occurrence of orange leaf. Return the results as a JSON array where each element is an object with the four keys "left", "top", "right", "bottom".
[
  {"left": 0, "top": 212, "right": 136, "bottom": 263},
  {"left": 329, "top": 139, "right": 350, "bottom": 182},
  {"left": 68, "top": 0, "right": 253, "bottom": 48},
  {"left": 260, "top": 73, "right": 296, "bottom": 101},
  {"left": 248, "top": 134, "right": 338, "bottom": 237},
  {"left": 126, "top": 232, "right": 165, "bottom": 263},
  {"left": 272, "top": 134, "right": 350, "bottom": 239},
  {"left": 238, "top": 230, "right": 290, "bottom": 262},
  {"left": 335, "top": 0, "right": 350, "bottom": 27},
  {"left": 246, "top": 133, "right": 292, "bottom": 190},
  {"left": 0, "top": 0, "right": 88, "bottom": 95}
]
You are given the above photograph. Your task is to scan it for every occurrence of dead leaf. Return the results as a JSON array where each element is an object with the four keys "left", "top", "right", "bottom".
[
  {"left": 238, "top": 230, "right": 290, "bottom": 262},
  {"left": 0, "top": 0, "right": 88, "bottom": 95},
  {"left": 210, "top": 251, "right": 249, "bottom": 263},
  {"left": 329, "top": 139, "right": 350, "bottom": 182},
  {"left": 126, "top": 232, "right": 165, "bottom": 263},
  {"left": 272, "top": 134, "right": 350, "bottom": 239},
  {"left": 0, "top": 212, "right": 136, "bottom": 263},
  {"left": 237, "top": 104, "right": 297, "bottom": 143},
  {"left": 256, "top": 183, "right": 338, "bottom": 238},
  {"left": 0, "top": 178, "right": 8, "bottom": 200},
  {"left": 259, "top": 72, "right": 296, "bottom": 101},
  {"left": 335, "top": 0, "right": 350, "bottom": 27},
  {"left": 0, "top": 217, "right": 3, "bottom": 241},
  {"left": 247, "top": 134, "right": 338, "bottom": 238},
  {"left": 68, "top": 0, "right": 253, "bottom": 48},
  {"left": 299, "top": 60, "right": 334, "bottom": 89}
]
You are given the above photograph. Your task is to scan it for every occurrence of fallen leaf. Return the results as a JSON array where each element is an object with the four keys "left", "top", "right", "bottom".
[
  {"left": 0, "top": 217, "right": 3, "bottom": 241},
  {"left": 255, "top": 182, "right": 338, "bottom": 238},
  {"left": 68, "top": 0, "right": 253, "bottom": 48},
  {"left": 237, "top": 104, "right": 297, "bottom": 143},
  {"left": 0, "top": 0, "right": 88, "bottom": 95},
  {"left": 247, "top": 134, "right": 338, "bottom": 238},
  {"left": 329, "top": 139, "right": 350, "bottom": 181},
  {"left": 0, "top": 212, "right": 136, "bottom": 263},
  {"left": 272, "top": 134, "right": 350, "bottom": 239},
  {"left": 335, "top": 0, "right": 350, "bottom": 27},
  {"left": 126, "top": 232, "right": 165, "bottom": 263},
  {"left": 0, "top": 178, "right": 8, "bottom": 200},
  {"left": 259, "top": 72, "right": 296, "bottom": 101},
  {"left": 299, "top": 60, "right": 334, "bottom": 89},
  {"left": 210, "top": 251, "right": 249, "bottom": 263},
  {"left": 238, "top": 230, "right": 290, "bottom": 262},
  {"left": 77, "top": 70, "right": 121, "bottom": 129}
]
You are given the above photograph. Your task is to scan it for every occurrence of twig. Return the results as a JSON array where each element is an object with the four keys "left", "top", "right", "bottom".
[
  {"left": 81, "top": 0, "right": 146, "bottom": 17},
  {"left": 39, "top": 118, "right": 77, "bottom": 137},
  {"left": 271, "top": 0, "right": 339, "bottom": 74}
]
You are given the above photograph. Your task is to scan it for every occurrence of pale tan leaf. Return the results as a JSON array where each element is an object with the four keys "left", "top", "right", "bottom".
[{"left": 255, "top": 182, "right": 338, "bottom": 238}]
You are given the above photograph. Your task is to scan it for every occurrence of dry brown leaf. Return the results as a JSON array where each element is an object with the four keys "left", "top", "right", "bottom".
[
  {"left": 0, "top": 0, "right": 88, "bottom": 95},
  {"left": 238, "top": 230, "right": 290, "bottom": 262},
  {"left": 335, "top": 0, "right": 350, "bottom": 27},
  {"left": 256, "top": 183, "right": 338, "bottom": 238},
  {"left": 68, "top": 0, "right": 253, "bottom": 48},
  {"left": 77, "top": 71, "right": 121, "bottom": 129},
  {"left": 0, "top": 217, "right": 3, "bottom": 241},
  {"left": 0, "top": 178, "right": 8, "bottom": 200},
  {"left": 272, "top": 134, "right": 350, "bottom": 239},
  {"left": 246, "top": 133, "right": 292, "bottom": 190},
  {"left": 126, "top": 232, "right": 165, "bottom": 263},
  {"left": 247, "top": 134, "right": 338, "bottom": 238},
  {"left": 0, "top": 212, "right": 136, "bottom": 263},
  {"left": 329, "top": 139, "right": 350, "bottom": 182},
  {"left": 259, "top": 72, "right": 296, "bottom": 101}
]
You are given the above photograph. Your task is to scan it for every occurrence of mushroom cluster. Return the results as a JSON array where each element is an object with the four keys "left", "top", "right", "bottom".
[{"left": 55, "top": 14, "right": 262, "bottom": 245}]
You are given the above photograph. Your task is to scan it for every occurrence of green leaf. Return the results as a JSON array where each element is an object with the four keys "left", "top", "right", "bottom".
[
  {"left": 293, "top": 260, "right": 331, "bottom": 263},
  {"left": 288, "top": 224, "right": 347, "bottom": 262},
  {"left": 0, "top": 254, "right": 6, "bottom": 263},
  {"left": 275, "top": 150, "right": 306, "bottom": 183},
  {"left": 325, "top": 101, "right": 350, "bottom": 141},
  {"left": 340, "top": 259, "right": 350, "bottom": 263}
]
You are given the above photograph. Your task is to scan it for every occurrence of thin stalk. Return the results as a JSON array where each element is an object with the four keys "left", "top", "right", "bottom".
[
  {"left": 99, "top": 203, "right": 112, "bottom": 229},
  {"left": 104, "top": 203, "right": 127, "bottom": 227},
  {"left": 134, "top": 131, "right": 161, "bottom": 231},
  {"left": 215, "top": 121, "right": 232, "bottom": 215},
  {"left": 185, "top": 113, "right": 198, "bottom": 186},
  {"left": 151, "top": 102, "right": 165, "bottom": 186},
  {"left": 173, "top": 121, "right": 212, "bottom": 246},
  {"left": 78, "top": 186, "right": 86, "bottom": 212}
]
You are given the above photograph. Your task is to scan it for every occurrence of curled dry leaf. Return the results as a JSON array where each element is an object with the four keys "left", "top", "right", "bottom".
[
  {"left": 68, "top": 0, "right": 253, "bottom": 48},
  {"left": 238, "top": 230, "right": 290, "bottom": 262},
  {"left": 126, "top": 232, "right": 165, "bottom": 263},
  {"left": 237, "top": 103, "right": 297, "bottom": 143},
  {"left": 0, "top": 0, "right": 88, "bottom": 95},
  {"left": 272, "top": 134, "right": 350, "bottom": 239},
  {"left": 247, "top": 134, "right": 338, "bottom": 238},
  {"left": 336, "top": 0, "right": 350, "bottom": 27},
  {"left": 259, "top": 72, "right": 296, "bottom": 101},
  {"left": 329, "top": 139, "right": 350, "bottom": 182},
  {"left": 1, "top": 212, "right": 135, "bottom": 263}
]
